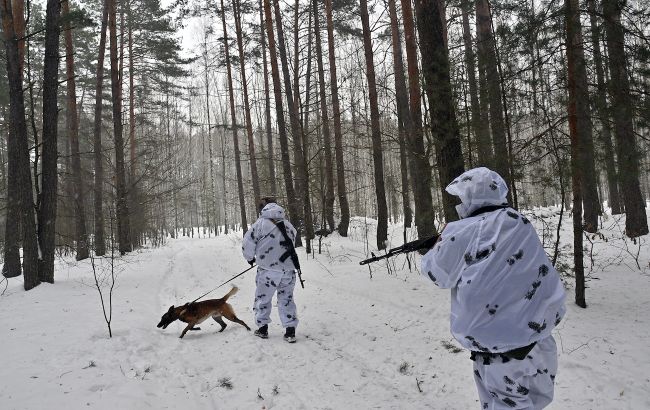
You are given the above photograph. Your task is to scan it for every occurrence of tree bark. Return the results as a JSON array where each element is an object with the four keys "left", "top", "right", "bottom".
[
  {"left": 233, "top": 0, "right": 261, "bottom": 208},
  {"left": 2, "top": 131, "right": 20, "bottom": 278},
  {"left": 312, "top": 0, "right": 335, "bottom": 232},
  {"left": 359, "top": 0, "right": 388, "bottom": 249},
  {"left": 1, "top": 0, "right": 23, "bottom": 279},
  {"left": 128, "top": 2, "right": 136, "bottom": 178},
  {"left": 0, "top": 0, "right": 40, "bottom": 288},
  {"left": 400, "top": 0, "right": 436, "bottom": 237},
  {"left": 201, "top": 29, "right": 218, "bottom": 234},
  {"left": 108, "top": 0, "right": 131, "bottom": 254},
  {"left": 562, "top": 0, "right": 601, "bottom": 233},
  {"left": 586, "top": 0, "right": 621, "bottom": 215},
  {"left": 414, "top": 0, "right": 465, "bottom": 222},
  {"left": 259, "top": 0, "right": 277, "bottom": 197},
  {"left": 324, "top": 0, "right": 350, "bottom": 236},
  {"left": 387, "top": 0, "right": 412, "bottom": 229},
  {"left": 92, "top": 0, "right": 109, "bottom": 256},
  {"left": 36, "top": 0, "right": 61, "bottom": 282},
  {"left": 11, "top": 0, "right": 23, "bottom": 68},
  {"left": 476, "top": 0, "right": 511, "bottom": 194},
  {"left": 297, "top": 0, "right": 314, "bottom": 251},
  {"left": 272, "top": 0, "right": 306, "bottom": 247},
  {"left": 263, "top": 0, "right": 301, "bottom": 234},
  {"left": 63, "top": 0, "right": 90, "bottom": 260},
  {"left": 602, "top": 0, "right": 648, "bottom": 237},
  {"left": 220, "top": 0, "right": 248, "bottom": 232},
  {"left": 461, "top": 0, "right": 492, "bottom": 166},
  {"left": 566, "top": 0, "right": 588, "bottom": 307}
]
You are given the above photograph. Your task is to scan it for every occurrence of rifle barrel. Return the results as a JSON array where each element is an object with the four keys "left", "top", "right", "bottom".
[
  {"left": 359, "top": 234, "right": 439, "bottom": 265},
  {"left": 359, "top": 251, "right": 396, "bottom": 265}
]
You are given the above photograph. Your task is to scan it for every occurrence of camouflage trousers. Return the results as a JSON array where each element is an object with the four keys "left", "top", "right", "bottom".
[
  {"left": 253, "top": 268, "right": 298, "bottom": 329},
  {"left": 473, "top": 336, "right": 558, "bottom": 409}
]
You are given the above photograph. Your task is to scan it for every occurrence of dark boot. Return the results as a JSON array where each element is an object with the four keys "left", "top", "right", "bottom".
[
  {"left": 254, "top": 324, "right": 268, "bottom": 339},
  {"left": 283, "top": 326, "right": 296, "bottom": 343}
]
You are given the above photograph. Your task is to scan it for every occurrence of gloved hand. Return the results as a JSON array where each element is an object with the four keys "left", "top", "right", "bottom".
[
  {"left": 248, "top": 258, "right": 256, "bottom": 267},
  {"left": 419, "top": 235, "right": 440, "bottom": 250},
  {"left": 416, "top": 235, "right": 441, "bottom": 255}
]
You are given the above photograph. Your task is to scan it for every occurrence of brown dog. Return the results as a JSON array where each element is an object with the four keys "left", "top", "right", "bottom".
[{"left": 157, "top": 286, "right": 251, "bottom": 338}]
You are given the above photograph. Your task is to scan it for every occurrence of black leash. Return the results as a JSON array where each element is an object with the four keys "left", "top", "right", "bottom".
[{"left": 189, "top": 265, "right": 256, "bottom": 304}]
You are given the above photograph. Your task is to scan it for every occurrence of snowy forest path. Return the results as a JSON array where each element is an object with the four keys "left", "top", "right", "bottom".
[{"left": 148, "top": 233, "right": 465, "bottom": 409}]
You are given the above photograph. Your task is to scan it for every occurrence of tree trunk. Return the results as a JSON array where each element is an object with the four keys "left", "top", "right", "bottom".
[
  {"left": 359, "top": 0, "right": 388, "bottom": 249},
  {"left": 387, "top": 0, "right": 412, "bottom": 229},
  {"left": 414, "top": 0, "right": 465, "bottom": 222},
  {"left": 92, "top": 0, "right": 108, "bottom": 256},
  {"left": 312, "top": 0, "right": 336, "bottom": 232},
  {"left": 201, "top": 30, "right": 218, "bottom": 234},
  {"left": 324, "top": 0, "right": 350, "bottom": 236},
  {"left": 108, "top": 0, "right": 131, "bottom": 254},
  {"left": 12, "top": 0, "right": 24, "bottom": 69},
  {"left": 263, "top": 0, "right": 301, "bottom": 234},
  {"left": 2, "top": 136, "right": 20, "bottom": 278},
  {"left": 0, "top": 0, "right": 40, "bottom": 288},
  {"left": 293, "top": 0, "right": 302, "bottom": 127},
  {"left": 128, "top": 2, "right": 136, "bottom": 178},
  {"left": 476, "top": 0, "right": 511, "bottom": 194},
  {"left": 27, "top": 48, "right": 41, "bottom": 229},
  {"left": 233, "top": 0, "right": 261, "bottom": 208},
  {"left": 461, "top": 0, "right": 492, "bottom": 166},
  {"left": 1, "top": 0, "right": 24, "bottom": 279},
  {"left": 400, "top": 0, "right": 436, "bottom": 237},
  {"left": 36, "top": 0, "right": 61, "bottom": 282},
  {"left": 566, "top": 0, "right": 586, "bottom": 307},
  {"left": 298, "top": 0, "right": 314, "bottom": 252},
  {"left": 563, "top": 0, "right": 601, "bottom": 233},
  {"left": 220, "top": 131, "right": 228, "bottom": 234},
  {"left": 220, "top": 0, "right": 248, "bottom": 232},
  {"left": 302, "top": 7, "right": 313, "bottom": 133},
  {"left": 586, "top": 0, "right": 621, "bottom": 215},
  {"left": 272, "top": 0, "right": 305, "bottom": 247},
  {"left": 602, "top": 0, "right": 648, "bottom": 237},
  {"left": 259, "top": 0, "right": 277, "bottom": 197},
  {"left": 63, "top": 0, "right": 89, "bottom": 260}
]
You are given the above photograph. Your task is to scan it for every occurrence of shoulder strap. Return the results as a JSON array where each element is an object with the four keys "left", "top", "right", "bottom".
[{"left": 468, "top": 204, "right": 509, "bottom": 218}]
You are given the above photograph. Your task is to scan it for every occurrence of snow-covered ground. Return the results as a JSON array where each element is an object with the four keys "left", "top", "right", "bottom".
[{"left": 1, "top": 212, "right": 649, "bottom": 409}]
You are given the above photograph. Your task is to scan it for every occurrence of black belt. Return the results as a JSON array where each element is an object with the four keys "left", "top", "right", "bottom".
[{"left": 470, "top": 342, "right": 537, "bottom": 365}]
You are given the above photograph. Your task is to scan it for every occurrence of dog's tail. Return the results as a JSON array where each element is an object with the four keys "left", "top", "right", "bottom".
[{"left": 222, "top": 285, "right": 239, "bottom": 301}]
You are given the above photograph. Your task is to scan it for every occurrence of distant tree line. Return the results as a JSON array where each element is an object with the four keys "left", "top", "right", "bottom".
[{"left": 1, "top": 0, "right": 649, "bottom": 307}]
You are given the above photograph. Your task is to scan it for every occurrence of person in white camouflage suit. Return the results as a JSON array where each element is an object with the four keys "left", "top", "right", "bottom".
[
  {"left": 421, "top": 167, "right": 566, "bottom": 409},
  {"left": 242, "top": 197, "right": 299, "bottom": 343}
]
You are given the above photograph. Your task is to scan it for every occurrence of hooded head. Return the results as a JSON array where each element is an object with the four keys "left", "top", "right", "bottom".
[
  {"left": 445, "top": 167, "right": 509, "bottom": 218},
  {"left": 260, "top": 202, "right": 286, "bottom": 220},
  {"left": 258, "top": 196, "right": 277, "bottom": 213}
]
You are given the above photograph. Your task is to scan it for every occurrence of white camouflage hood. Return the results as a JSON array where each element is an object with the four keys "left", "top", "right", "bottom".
[
  {"left": 259, "top": 203, "right": 286, "bottom": 220},
  {"left": 243, "top": 202, "right": 297, "bottom": 272},
  {"left": 446, "top": 167, "right": 509, "bottom": 218}
]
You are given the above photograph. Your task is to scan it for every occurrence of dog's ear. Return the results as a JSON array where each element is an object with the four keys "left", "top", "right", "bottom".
[{"left": 168, "top": 305, "right": 174, "bottom": 312}]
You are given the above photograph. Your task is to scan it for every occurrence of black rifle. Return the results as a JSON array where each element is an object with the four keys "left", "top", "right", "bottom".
[
  {"left": 359, "top": 235, "right": 439, "bottom": 265},
  {"left": 273, "top": 220, "right": 306, "bottom": 289}
]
